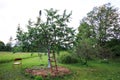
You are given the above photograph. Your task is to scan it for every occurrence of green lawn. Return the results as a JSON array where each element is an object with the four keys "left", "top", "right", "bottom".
[
  {"left": 0, "top": 52, "right": 38, "bottom": 63},
  {"left": 0, "top": 52, "right": 120, "bottom": 80}
]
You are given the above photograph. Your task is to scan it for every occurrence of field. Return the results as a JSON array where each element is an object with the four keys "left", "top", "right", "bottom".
[{"left": 0, "top": 52, "right": 120, "bottom": 80}]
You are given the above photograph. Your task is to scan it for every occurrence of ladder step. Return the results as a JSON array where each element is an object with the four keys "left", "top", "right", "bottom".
[
  {"left": 51, "top": 65, "right": 57, "bottom": 67},
  {"left": 50, "top": 59, "right": 55, "bottom": 62},
  {"left": 50, "top": 56, "right": 54, "bottom": 58}
]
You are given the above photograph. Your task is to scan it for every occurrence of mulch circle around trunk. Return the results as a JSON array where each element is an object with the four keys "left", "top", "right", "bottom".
[{"left": 25, "top": 66, "right": 71, "bottom": 77}]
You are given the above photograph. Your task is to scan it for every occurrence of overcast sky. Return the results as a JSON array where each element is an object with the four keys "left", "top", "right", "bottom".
[{"left": 0, "top": 0, "right": 120, "bottom": 44}]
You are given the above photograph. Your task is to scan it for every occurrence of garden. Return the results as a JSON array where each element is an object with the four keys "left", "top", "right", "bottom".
[
  {"left": 0, "top": 3, "right": 120, "bottom": 80},
  {"left": 0, "top": 52, "right": 120, "bottom": 80}
]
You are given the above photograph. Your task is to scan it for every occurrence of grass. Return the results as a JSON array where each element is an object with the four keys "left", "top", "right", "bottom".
[
  {"left": 0, "top": 52, "right": 38, "bottom": 63},
  {"left": 0, "top": 52, "right": 120, "bottom": 80}
]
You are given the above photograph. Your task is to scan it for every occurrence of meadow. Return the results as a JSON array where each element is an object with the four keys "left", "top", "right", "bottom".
[{"left": 0, "top": 52, "right": 120, "bottom": 80}]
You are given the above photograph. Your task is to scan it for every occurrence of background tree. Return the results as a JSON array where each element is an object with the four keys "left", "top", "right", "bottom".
[
  {"left": 5, "top": 36, "right": 13, "bottom": 51},
  {"left": 5, "top": 43, "right": 12, "bottom": 51},
  {"left": 75, "top": 22, "right": 96, "bottom": 64},
  {"left": 76, "top": 3, "right": 120, "bottom": 59},
  {"left": 0, "top": 41, "right": 5, "bottom": 51},
  {"left": 81, "top": 3, "right": 120, "bottom": 46},
  {"left": 75, "top": 3, "right": 120, "bottom": 61},
  {"left": 16, "top": 24, "right": 31, "bottom": 52}
]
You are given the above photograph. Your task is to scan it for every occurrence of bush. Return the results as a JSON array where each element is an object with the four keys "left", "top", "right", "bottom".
[
  {"left": 106, "top": 39, "right": 120, "bottom": 57},
  {"left": 58, "top": 53, "right": 78, "bottom": 64},
  {"left": 111, "top": 45, "right": 120, "bottom": 57}
]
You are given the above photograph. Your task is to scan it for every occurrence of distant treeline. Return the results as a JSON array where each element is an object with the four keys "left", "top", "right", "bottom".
[{"left": 0, "top": 41, "right": 12, "bottom": 51}]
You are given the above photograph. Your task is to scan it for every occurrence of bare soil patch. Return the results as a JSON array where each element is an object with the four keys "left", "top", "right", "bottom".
[{"left": 25, "top": 66, "right": 71, "bottom": 77}]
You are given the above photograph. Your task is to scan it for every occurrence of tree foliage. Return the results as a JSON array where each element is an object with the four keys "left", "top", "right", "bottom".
[
  {"left": 0, "top": 41, "right": 5, "bottom": 51},
  {"left": 81, "top": 3, "right": 120, "bottom": 46},
  {"left": 5, "top": 43, "right": 12, "bottom": 51},
  {"left": 75, "top": 22, "right": 96, "bottom": 64},
  {"left": 105, "top": 39, "right": 120, "bottom": 57},
  {"left": 75, "top": 3, "right": 120, "bottom": 61},
  {"left": 16, "top": 8, "right": 75, "bottom": 53}
]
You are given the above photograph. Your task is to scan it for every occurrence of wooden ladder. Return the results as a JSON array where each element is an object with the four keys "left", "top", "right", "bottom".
[{"left": 48, "top": 50, "right": 58, "bottom": 72}]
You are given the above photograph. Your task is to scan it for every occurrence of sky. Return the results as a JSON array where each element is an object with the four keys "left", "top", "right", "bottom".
[{"left": 0, "top": 0, "right": 120, "bottom": 44}]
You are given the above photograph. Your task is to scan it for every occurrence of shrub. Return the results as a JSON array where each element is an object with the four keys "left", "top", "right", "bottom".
[
  {"left": 105, "top": 39, "right": 120, "bottom": 57},
  {"left": 95, "top": 45, "right": 112, "bottom": 59},
  {"left": 111, "top": 45, "right": 120, "bottom": 57},
  {"left": 58, "top": 53, "right": 78, "bottom": 64}
]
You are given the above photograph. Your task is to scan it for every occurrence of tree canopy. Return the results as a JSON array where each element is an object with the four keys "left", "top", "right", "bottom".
[
  {"left": 0, "top": 41, "right": 5, "bottom": 51},
  {"left": 75, "top": 3, "right": 120, "bottom": 62},
  {"left": 16, "top": 8, "right": 75, "bottom": 53},
  {"left": 78, "top": 3, "right": 120, "bottom": 46}
]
